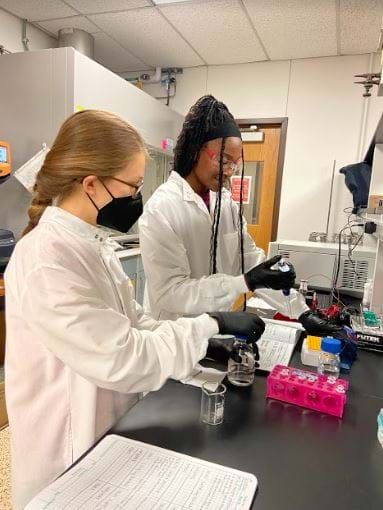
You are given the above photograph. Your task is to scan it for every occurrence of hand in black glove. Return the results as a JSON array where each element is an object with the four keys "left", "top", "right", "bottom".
[
  {"left": 208, "top": 311, "right": 265, "bottom": 361},
  {"left": 244, "top": 255, "right": 296, "bottom": 291},
  {"left": 298, "top": 310, "right": 349, "bottom": 342},
  {"left": 206, "top": 336, "right": 260, "bottom": 365}
]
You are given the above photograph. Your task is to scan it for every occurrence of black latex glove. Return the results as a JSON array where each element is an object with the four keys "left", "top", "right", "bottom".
[
  {"left": 244, "top": 255, "right": 296, "bottom": 291},
  {"left": 298, "top": 310, "right": 349, "bottom": 342},
  {"left": 206, "top": 336, "right": 260, "bottom": 365},
  {"left": 208, "top": 311, "right": 265, "bottom": 361}
]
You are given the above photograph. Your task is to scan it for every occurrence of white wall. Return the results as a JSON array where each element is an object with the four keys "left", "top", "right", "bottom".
[
  {"left": 281, "top": 54, "right": 369, "bottom": 241},
  {"left": 0, "top": 7, "right": 56, "bottom": 53},
  {"left": 139, "top": 54, "right": 383, "bottom": 242}
]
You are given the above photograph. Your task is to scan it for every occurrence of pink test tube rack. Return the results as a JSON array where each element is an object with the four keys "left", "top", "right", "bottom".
[{"left": 266, "top": 365, "right": 349, "bottom": 418}]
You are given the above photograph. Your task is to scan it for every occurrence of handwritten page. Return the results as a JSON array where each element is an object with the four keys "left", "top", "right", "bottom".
[
  {"left": 26, "top": 435, "right": 257, "bottom": 510},
  {"left": 257, "top": 319, "right": 303, "bottom": 372}
]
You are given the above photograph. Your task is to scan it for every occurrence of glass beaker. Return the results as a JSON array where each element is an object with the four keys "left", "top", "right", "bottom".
[{"left": 200, "top": 382, "right": 226, "bottom": 425}]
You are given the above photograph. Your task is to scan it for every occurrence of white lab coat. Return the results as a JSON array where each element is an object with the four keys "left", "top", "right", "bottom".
[
  {"left": 5, "top": 206, "right": 218, "bottom": 509},
  {"left": 139, "top": 171, "right": 309, "bottom": 320},
  {"left": 139, "top": 171, "right": 265, "bottom": 320}
]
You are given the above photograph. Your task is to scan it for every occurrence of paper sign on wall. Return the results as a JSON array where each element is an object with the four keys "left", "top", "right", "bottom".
[
  {"left": 161, "top": 138, "right": 174, "bottom": 153},
  {"left": 231, "top": 176, "right": 252, "bottom": 204},
  {"left": 14, "top": 144, "right": 50, "bottom": 193}
]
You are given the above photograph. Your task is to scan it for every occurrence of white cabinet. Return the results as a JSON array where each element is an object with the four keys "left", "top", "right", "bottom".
[{"left": 0, "top": 47, "right": 183, "bottom": 238}]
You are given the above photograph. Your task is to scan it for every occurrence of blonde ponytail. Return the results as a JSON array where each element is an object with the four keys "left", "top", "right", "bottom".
[
  {"left": 22, "top": 174, "right": 53, "bottom": 236},
  {"left": 22, "top": 110, "right": 146, "bottom": 236}
]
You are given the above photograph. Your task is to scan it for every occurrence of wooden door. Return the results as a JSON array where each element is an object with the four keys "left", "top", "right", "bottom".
[{"left": 241, "top": 126, "right": 281, "bottom": 253}]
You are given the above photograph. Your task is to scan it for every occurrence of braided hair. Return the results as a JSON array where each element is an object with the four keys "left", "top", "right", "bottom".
[{"left": 174, "top": 96, "right": 246, "bottom": 307}]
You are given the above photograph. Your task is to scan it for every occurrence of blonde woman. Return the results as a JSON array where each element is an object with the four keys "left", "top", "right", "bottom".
[{"left": 4, "top": 110, "right": 265, "bottom": 508}]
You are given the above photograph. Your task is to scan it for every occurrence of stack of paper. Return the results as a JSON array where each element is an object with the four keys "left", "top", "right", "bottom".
[{"left": 26, "top": 435, "right": 257, "bottom": 510}]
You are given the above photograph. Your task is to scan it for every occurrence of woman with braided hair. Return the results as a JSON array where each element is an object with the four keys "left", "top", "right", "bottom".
[
  {"left": 139, "top": 95, "right": 353, "bottom": 346},
  {"left": 139, "top": 95, "right": 297, "bottom": 320}
]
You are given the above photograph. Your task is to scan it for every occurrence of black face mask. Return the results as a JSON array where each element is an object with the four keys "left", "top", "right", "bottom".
[{"left": 87, "top": 182, "right": 143, "bottom": 233}]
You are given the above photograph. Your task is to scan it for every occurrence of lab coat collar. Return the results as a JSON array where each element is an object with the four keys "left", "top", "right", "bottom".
[
  {"left": 168, "top": 171, "right": 212, "bottom": 217},
  {"left": 40, "top": 206, "right": 111, "bottom": 243}
]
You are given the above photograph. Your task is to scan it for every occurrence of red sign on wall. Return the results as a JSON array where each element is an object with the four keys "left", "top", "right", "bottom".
[{"left": 231, "top": 176, "right": 251, "bottom": 204}]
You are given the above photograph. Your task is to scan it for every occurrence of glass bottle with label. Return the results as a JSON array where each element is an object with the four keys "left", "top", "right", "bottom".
[{"left": 227, "top": 336, "right": 255, "bottom": 387}]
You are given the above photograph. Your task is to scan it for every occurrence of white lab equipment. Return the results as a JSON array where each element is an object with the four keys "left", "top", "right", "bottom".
[
  {"left": 300, "top": 337, "right": 321, "bottom": 367},
  {"left": 268, "top": 240, "right": 376, "bottom": 297},
  {"left": 362, "top": 278, "right": 373, "bottom": 309}
]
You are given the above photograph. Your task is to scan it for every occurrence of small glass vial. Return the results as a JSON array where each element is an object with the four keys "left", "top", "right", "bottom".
[
  {"left": 227, "top": 336, "right": 255, "bottom": 387},
  {"left": 299, "top": 279, "right": 308, "bottom": 297},
  {"left": 317, "top": 337, "right": 341, "bottom": 379}
]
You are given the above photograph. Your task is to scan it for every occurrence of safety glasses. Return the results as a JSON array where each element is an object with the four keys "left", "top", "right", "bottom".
[
  {"left": 106, "top": 176, "right": 144, "bottom": 198},
  {"left": 203, "top": 147, "right": 242, "bottom": 175}
]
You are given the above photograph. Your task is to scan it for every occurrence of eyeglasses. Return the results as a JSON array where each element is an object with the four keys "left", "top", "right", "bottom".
[
  {"left": 106, "top": 176, "right": 144, "bottom": 198},
  {"left": 203, "top": 148, "right": 242, "bottom": 175}
]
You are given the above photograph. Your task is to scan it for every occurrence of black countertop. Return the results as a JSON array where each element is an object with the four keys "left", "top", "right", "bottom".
[{"left": 112, "top": 349, "right": 383, "bottom": 510}]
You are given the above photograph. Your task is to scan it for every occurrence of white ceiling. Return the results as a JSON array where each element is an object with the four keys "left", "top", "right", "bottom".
[{"left": 0, "top": 0, "right": 382, "bottom": 72}]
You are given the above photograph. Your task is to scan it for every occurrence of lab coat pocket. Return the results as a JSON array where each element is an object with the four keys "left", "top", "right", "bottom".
[{"left": 221, "top": 231, "right": 240, "bottom": 274}]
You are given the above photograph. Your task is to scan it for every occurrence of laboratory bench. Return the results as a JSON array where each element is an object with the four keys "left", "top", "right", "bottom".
[{"left": 111, "top": 348, "right": 383, "bottom": 510}]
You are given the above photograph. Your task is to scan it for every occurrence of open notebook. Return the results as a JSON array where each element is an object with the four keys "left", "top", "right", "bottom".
[
  {"left": 257, "top": 318, "right": 303, "bottom": 372},
  {"left": 26, "top": 435, "right": 257, "bottom": 510}
]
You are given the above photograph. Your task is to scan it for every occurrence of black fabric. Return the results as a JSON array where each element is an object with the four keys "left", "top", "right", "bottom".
[
  {"left": 364, "top": 137, "right": 375, "bottom": 166},
  {"left": 87, "top": 186, "right": 143, "bottom": 233},
  {"left": 339, "top": 162, "right": 372, "bottom": 213},
  {"left": 202, "top": 121, "right": 241, "bottom": 144},
  {"left": 206, "top": 336, "right": 260, "bottom": 365},
  {"left": 299, "top": 310, "right": 349, "bottom": 340},
  {"left": 208, "top": 311, "right": 264, "bottom": 349},
  {"left": 96, "top": 193, "right": 143, "bottom": 233}
]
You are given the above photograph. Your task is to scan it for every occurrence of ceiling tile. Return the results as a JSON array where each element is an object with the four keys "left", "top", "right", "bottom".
[
  {"left": 243, "top": 0, "right": 337, "bottom": 60},
  {"left": 93, "top": 32, "right": 147, "bottom": 71},
  {"left": 36, "top": 16, "right": 100, "bottom": 35},
  {"left": 160, "top": 0, "right": 266, "bottom": 64},
  {"left": 89, "top": 8, "right": 204, "bottom": 67},
  {"left": 65, "top": 0, "right": 151, "bottom": 15},
  {"left": 153, "top": 0, "right": 195, "bottom": 4},
  {"left": 0, "top": 0, "right": 77, "bottom": 21},
  {"left": 340, "top": 0, "right": 383, "bottom": 54}
]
